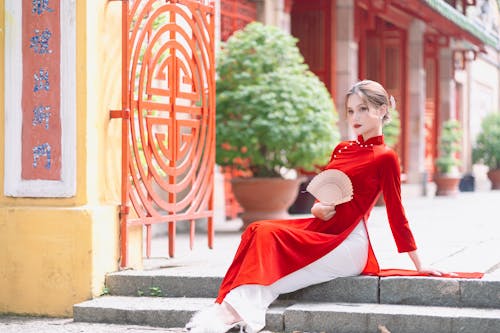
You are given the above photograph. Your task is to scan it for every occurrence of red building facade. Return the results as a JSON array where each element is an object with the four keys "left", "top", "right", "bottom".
[{"left": 220, "top": 0, "right": 499, "bottom": 188}]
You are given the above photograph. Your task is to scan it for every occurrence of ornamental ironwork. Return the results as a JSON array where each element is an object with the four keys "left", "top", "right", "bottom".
[{"left": 116, "top": 0, "right": 216, "bottom": 267}]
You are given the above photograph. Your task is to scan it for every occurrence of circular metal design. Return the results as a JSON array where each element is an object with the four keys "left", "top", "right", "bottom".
[{"left": 126, "top": 0, "right": 215, "bottom": 223}]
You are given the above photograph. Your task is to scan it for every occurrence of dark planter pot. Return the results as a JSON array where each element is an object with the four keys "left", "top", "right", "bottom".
[
  {"left": 487, "top": 169, "right": 500, "bottom": 190},
  {"left": 288, "top": 175, "right": 315, "bottom": 214},
  {"left": 435, "top": 175, "right": 461, "bottom": 196},
  {"left": 459, "top": 173, "right": 475, "bottom": 192},
  {"left": 231, "top": 177, "right": 304, "bottom": 230}
]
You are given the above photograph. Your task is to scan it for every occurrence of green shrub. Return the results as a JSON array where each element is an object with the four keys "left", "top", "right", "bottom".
[
  {"left": 472, "top": 112, "right": 500, "bottom": 170},
  {"left": 436, "top": 120, "right": 462, "bottom": 174},
  {"left": 383, "top": 107, "right": 401, "bottom": 149},
  {"left": 216, "top": 22, "right": 339, "bottom": 177}
]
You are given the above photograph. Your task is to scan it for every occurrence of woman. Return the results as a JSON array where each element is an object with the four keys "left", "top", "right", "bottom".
[{"left": 186, "top": 80, "right": 443, "bottom": 333}]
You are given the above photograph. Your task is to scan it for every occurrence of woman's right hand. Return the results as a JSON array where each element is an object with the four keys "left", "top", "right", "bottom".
[{"left": 311, "top": 202, "right": 336, "bottom": 221}]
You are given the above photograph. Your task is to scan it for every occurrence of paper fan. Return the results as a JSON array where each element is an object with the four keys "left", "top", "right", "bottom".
[{"left": 306, "top": 169, "right": 353, "bottom": 205}]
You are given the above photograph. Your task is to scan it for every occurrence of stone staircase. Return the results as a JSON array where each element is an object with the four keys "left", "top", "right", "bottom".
[{"left": 73, "top": 269, "right": 500, "bottom": 332}]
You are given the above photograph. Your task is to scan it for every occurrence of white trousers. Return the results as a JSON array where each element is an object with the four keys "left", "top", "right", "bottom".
[{"left": 223, "top": 221, "right": 369, "bottom": 333}]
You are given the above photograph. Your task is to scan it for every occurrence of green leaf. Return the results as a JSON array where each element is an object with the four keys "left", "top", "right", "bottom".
[{"left": 100, "top": 287, "right": 110, "bottom": 296}]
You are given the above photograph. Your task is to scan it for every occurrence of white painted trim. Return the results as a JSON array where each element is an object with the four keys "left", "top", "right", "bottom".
[{"left": 4, "top": 0, "right": 76, "bottom": 197}]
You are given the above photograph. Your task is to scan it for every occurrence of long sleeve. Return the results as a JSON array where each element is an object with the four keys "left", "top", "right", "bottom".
[{"left": 379, "top": 150, "right": 417, "bottom": 253}]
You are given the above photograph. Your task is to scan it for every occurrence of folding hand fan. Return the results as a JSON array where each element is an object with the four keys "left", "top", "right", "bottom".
[{"left": 306, "top": 169, "right": 353, "bottom": 205}]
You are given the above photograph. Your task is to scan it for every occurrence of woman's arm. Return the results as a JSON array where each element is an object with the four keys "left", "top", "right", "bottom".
[
  {"left": 408, "top": 250, "right": 451, "bottom": 276},
  {"left": 380, "top": 152, "right": 451, "bottom": 276},
  {"left": 379, "top": 152, "right": 417, "bottom": 253}
]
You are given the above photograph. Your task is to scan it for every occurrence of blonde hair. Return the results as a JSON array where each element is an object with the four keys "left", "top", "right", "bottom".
[{"left": 345, "top": 80, "right": 395, "bottom": 124}]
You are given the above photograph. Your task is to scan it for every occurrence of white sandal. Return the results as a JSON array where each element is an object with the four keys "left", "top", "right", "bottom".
[{"left": 185, "top": 304, "right": 247, "bottom": 333}]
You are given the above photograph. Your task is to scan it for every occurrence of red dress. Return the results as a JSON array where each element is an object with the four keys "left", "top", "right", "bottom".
[{"left": 215, "top": 135, "right": 417, "bottom": 303}]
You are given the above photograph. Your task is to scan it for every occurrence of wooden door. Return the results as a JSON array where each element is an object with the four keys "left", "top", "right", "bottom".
[
  {"left": 359, "top": 16, "right": 407, "bottom": 172},
  {"left": 291, "top": 0, "right": 335, "bottom": 94}
]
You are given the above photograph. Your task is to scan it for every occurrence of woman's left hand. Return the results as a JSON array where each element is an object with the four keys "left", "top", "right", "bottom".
[
  {"left": 311, "top": 202, "right": 336, "bottom": 221},
  {"left": 408, "top": 251, "right": 457, "bottom": 277},
  {"left": 417, "top": 267, "right": 457, "bottom": 277}
]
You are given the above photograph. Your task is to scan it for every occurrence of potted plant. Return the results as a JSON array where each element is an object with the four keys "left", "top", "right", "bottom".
[
  {"left": 472, "top": 112, "right": 500, "bottom": 189},
  {"left": 434, "top": 119, "right": 462, "bottom": 196},
  {"left": 216, "top": 22, "right": 339, "bottom": 228},
  {"left": 383, "top": 106, "right": 401, "bottom": 150}
]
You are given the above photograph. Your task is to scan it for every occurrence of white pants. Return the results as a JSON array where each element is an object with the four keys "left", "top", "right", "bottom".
[{"left": 223, "top": 221, "right": 369, "bottom": 332}]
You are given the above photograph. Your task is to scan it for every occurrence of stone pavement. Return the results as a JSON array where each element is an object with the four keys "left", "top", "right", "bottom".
[
  {"left": 0, "top": 315, "right": 184, "bottom": 333},
  {"left": 2, "top": 188, "right": 500, "bottom": 332}
]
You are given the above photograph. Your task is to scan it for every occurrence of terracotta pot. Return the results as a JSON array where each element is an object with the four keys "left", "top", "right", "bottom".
[
  {"left": 487, "top": 169, "right": 500, "bottom": 190},
  {"left": 434, "top": 175, "right": 461, "bottom": 196},
  {"left": 231, "top": 177, "right": 304, "bottom": 230}
]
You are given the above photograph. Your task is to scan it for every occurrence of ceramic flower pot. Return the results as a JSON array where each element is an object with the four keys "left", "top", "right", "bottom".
[
  {"left": 487, "top": 169, "right": 500, "bottom": 190},
  {"left": 231, "top": 177, "right": 304, "bottom": 230},
  {"left": 434, "top": 175, "right": 461, "bottom": 196}
]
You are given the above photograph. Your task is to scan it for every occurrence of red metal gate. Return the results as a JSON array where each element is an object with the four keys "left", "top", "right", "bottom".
[{"left": 112, "top": 0, "right": 216, "bottom": 268}]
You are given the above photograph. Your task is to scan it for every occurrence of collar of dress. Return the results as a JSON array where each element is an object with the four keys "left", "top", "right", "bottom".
[{"left": 356, "top": 135, "right": 385, "bottom": 146}]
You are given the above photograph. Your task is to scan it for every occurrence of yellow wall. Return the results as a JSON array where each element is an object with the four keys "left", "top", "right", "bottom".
[
  {"left": 0, "top": 206, "right": 118, "bottom": 315},
  {"left": 0, "top": 0, "right": 129, "bottom": 316}
]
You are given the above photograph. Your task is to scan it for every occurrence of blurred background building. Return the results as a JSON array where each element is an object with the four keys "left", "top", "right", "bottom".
[{"left": 216, "top": 0, "right": 500, "bottom": 194}]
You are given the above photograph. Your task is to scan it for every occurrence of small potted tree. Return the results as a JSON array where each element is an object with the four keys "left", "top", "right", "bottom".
[
  {"left": 472, "top": 112, "right": 500, "bottom": 189},
  {"left": 435, "top": 120, "right": 462, "bottom": 196},
  {"left": 216, "top": 22, "right": 339, "bottom": 228}
]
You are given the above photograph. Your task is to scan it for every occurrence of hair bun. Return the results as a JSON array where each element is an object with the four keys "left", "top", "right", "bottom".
[{"left": 389, "top": 95, "right": 396, "bottom": 109}]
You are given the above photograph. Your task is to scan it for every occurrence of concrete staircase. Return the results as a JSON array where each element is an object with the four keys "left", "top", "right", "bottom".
[{"left": 73, "top": 270, "right": 500, "bottom": 332}]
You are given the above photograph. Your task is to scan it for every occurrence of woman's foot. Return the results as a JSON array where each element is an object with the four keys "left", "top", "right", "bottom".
[
  {"left": 185, "top": 303, "right": 245, "bottom": 333},
  {"left": 220, "top": 301, "right": 243, "bottom": 325}
]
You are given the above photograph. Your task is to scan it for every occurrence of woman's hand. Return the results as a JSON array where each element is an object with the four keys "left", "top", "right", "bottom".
[
  {"left": 416, "top": 267, "right": 451, "bottom": 277},
  {"left": 311, "top": 202, "right": 336, "bottom": 221},
  {"left": 408, "top": 250, "right": 456, "bottom": 277}
]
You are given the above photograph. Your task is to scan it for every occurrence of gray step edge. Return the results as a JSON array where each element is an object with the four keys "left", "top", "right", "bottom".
[
  {"left": 74, "top": 296, "right": 500, "bottom": 333},
  {"left": 105, "top": 273, "right": 500, "bottom": 308},
  {"left": 285, "top": 302, "right": 500, "bottom": 333},
  {"left": 73, "top": 296, "right": 286, "bottom": 332}
]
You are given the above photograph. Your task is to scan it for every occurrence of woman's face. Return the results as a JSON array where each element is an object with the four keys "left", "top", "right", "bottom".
[{"left": 346, "top": 93, "right": 385, "bottom": 139}]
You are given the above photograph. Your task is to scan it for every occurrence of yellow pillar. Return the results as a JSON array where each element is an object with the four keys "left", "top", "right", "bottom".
[{"left": 0, "top": 0, "right": 135, "bottom": 316}]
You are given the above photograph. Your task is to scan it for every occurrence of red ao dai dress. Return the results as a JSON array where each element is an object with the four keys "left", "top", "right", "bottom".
[{"left": 216, "top": 135, "right": 417, "bottom": 332}]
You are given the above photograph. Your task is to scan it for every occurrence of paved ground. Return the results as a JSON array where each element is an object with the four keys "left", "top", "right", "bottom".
[
  {"left": 0, "top": 316, "right": 275, "bottom": 333},
  {"left": 2, "top": 187, "right": 500, "bottom": 332},
  {"left": 0, "top": 316, "right": 185, "bottom": 333},
  {"left": 144, "top": 189, "right": 500, "bottom": 278}
]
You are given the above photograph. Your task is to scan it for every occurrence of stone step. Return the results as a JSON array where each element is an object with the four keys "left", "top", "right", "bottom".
[
  {"left": 73, "top": 296, "right": 288, "bottom": 332},
  {"left": 105, "top": 271, "right": 500, "bottom": 309},
  {"left": 284, "top": 302, "right": 500, "bottom": 333},
  {"left": 73, "top": 296, "right": 500, "bottom": 333}
]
